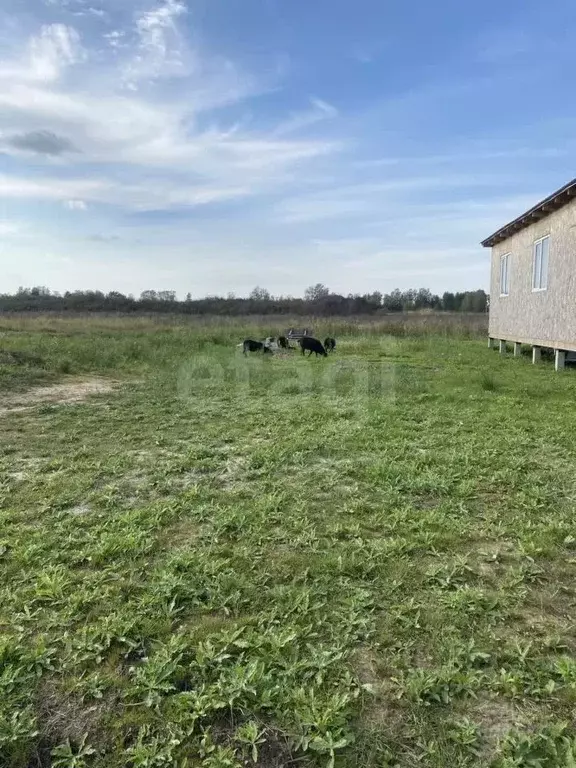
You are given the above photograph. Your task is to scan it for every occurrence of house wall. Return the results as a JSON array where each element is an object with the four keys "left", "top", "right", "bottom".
[{"left": 489, "top": 197, "right": 576, "bottom": 350}]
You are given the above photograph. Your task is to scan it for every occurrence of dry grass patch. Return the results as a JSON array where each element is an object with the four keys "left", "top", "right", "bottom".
[
  {"left": 465, "top": 695, "right": 525, "bottom": 762},
  {"left": 36, "top": 679, "right": 114, "bottom": 752},
  {"left": 65, "top": 503, "right": 92, "bottom": 516},
  {"left": 0, "top": 377, "right": 118, "bottom": 415},
  {"left": 158, "top": 517, "right": 204, "bottom": 550},
  {"left": 514, "top": 586, "right": 576, "bottom": 641}
]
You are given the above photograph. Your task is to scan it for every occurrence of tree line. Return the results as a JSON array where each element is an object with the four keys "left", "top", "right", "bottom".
[{"left": 0, "top": 285, "right": 488, "bottom": 315}]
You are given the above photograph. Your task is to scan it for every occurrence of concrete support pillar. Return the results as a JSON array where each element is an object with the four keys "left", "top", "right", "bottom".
[
  {"left": 532, "top": 346, "right": 541, "bottom": 364},
  {"left": 488, "top": 337, "right": 495, "bottom": 349},
  {"left": 513, "top": 342, "right": 522, "bottom": 357},
  {"left": 499, "top": 340, "right": 506, "bottom": 355},
  {"left": 555, "top": 350, "right": 566, "bottom": 372}
]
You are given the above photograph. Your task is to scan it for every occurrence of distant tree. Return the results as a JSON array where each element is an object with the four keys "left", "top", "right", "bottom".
[
  {"left": 30, "top": 286, "right": 51, "bottom": 297},
  {"left": 402, "top": 289, "right": 417, "bottom": 311},
  {"left": 477, "top": 289, "right": 488, "bottom": 313},
  {"left": 431, "top": 293, "right": 442, "bottom": 310},
  {"left": 316, "top": 293, "right": 348, "bottom": 315},
  {"left": 304, "top": 283, "right": 330, "bottom": 302},
  {"left": 382, "top": 289, "right": 403, "bottom": 312},
  {"left": 414, "top": 288, "right": 434, "bottom": 309},
  {"left": 0, "top": 283, "right": 488, "bottom": 316},
  {"left": 460, "top": 289, "right": 488, "bottom": 313},
  {"left": 249, "top": 286, "right": 271, "bottom": 301}
]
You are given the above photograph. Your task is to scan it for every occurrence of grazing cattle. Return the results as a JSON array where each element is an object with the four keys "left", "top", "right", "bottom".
[
  {"left": 324, "top": 337, "right": 336, "bottom": 353},
  {"left": 278, "top": 335, "right": 295, "bottom": 350},
  {"left": 240, "top": 339, "right": 275, "bottom": 356},
  {"left": 299, "top": 336, "right": 327, "bottom": 357},
  {"left": 242, "top": 339, "right": 264, "bottom": 355}
]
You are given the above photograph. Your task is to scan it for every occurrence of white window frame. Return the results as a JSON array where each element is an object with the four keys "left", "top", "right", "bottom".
[
  {"left": 532, "top": 235, "right": 549, "bottom": 292},
  {"left": 500, "top": 252, "right": 510, "bottom": 297}
]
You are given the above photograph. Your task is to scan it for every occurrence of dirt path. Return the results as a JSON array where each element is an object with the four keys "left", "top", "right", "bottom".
[{"left": 0, "top": 377, "right": 118, "bottom": 416}]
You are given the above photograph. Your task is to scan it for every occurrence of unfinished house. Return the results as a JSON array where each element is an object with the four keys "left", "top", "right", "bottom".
[{"left": 482, "top": 178, "right": 576, "bottom": 370}]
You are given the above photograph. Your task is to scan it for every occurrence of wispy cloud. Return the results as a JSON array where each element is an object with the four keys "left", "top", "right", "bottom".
[
  {"left": 0, "top": 174, "right": 107, "bottom": 201},
  {"left": 0, "top": 3, "right": 340, "bottom": 214},
  {"left": 0, "top": 220, "right": 22, "bottom": 236},
  {"left": 354, "top": 147, "right": 568, "bottom": 169},
  {"left": 2, "top": 0, "right": 576, "bottom": 298},
  {"left": 103, "top": 30, "right": 125, "bottom": 49},
  {"left": 274, "top": 174, "right": 514, "bottom": 223},
  {"left": 274, "top": 97, "right": 339, "bottom": 135},
  {"left": 0, "top": 173, "right": 250, "bottom": 210},
  {"left": 74, "top": 6, "right": 109, "bottom": 20},
  {"left": 26, "top": 24, "right": 84, "bottom": 82},
  {"left": 65, "top": 199, "right": 88, "bottom": 210},
  {"left": 122, "top": 0, "right": 188, "bottom": 89},
  {"left": 87, "top": 233, "right": 120, "bottom": 241}
]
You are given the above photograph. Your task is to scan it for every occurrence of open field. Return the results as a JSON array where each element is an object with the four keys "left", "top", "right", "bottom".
[{"left": 2, "top": 314, "right": 576, "bottom": 767}]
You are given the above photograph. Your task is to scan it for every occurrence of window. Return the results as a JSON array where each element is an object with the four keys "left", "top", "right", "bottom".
[
  {"left": 500, "top": 253, "right": 510, "bottom": 296},
  {"left": 533, "top": 236, "right": 549, "bottom": 291}
]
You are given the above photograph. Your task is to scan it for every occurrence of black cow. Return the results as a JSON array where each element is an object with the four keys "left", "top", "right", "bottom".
[
  {"left": 299, "top": 337, "right": 327, "bottom": 357},
  {"left": 324, "top": 337, "right": 336, "bottom": 353},
  {"left": 278, "top": 335, "right": 295, "bottom": 350},
  {"left": 242, "top": 339, "right": 272, "bottom": 355}
]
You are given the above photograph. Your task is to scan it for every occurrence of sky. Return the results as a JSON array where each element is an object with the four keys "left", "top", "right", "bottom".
[{"left": 1, "top": 0, "right": 575, "bottom": 299}]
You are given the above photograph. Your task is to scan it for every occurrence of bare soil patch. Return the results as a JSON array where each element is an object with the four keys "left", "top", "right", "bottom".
[{"left": 0, "top": 377, "right": 117, "bottom": 416}]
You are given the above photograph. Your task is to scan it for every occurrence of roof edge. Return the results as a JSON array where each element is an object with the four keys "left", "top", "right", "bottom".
[{"left": 481, "top": 178, "right": 576, "bottom": 248}]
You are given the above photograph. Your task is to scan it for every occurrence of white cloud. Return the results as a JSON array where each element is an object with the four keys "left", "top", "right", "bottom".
[
  {"left": 0, "top": 172, "right": 251, "bottom": 210},
  {"left": 0, "top": 71, "right": 337, "bottom": 207},
  {"left": 77, "top": 7, "right": 109, "bottom": 20},
  {"left": 356, "top": 146, "right": 566, "bottom": 169},
  {"left": 0, "top": 220, "right": 21, "bottom": 236},
  {"left": 0, "top": 175, "right": 107, "bottom": 200},
  {"left": 122, "top": 0, "right": 188, "bottom": 89},
  {"left": 274, "top": 96, "right": 338, "bottom": 135},
  {"left": 310, "top": 97, "right": 338, "bottom": 116},
  {"left": 103, "top": 30, "right": 126, "bottom": 49},
  {"left": 0, "top": 0, "right": 347, "bottom": 233},
  {"left": 28, "top": 24, "right": 84, "bottom": 82},
  {"left": 3, "top": 0, "right": 552, "bottom": 299},
  {"left": 274, "top": 174, "right": 512, "bottom": 223},
  {"left": 0, "top": 23, "right": 84, "bottom": 86},
  {"left": 65, "top": 199, "right": 87, "bottom": 210}
]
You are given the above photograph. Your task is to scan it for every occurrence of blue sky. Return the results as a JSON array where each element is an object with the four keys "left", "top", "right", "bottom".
[{"left": 1, "top": 0, "right": 575, "bottom": 298}]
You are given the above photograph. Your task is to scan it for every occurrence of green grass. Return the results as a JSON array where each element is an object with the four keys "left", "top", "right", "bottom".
[{"left": 2, "top": 316, "right": 576, "bottom": 767}]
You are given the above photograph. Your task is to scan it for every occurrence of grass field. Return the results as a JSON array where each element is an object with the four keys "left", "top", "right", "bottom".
[{"left": 2, "top": 314, "right": 576, "bottom": 767}]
